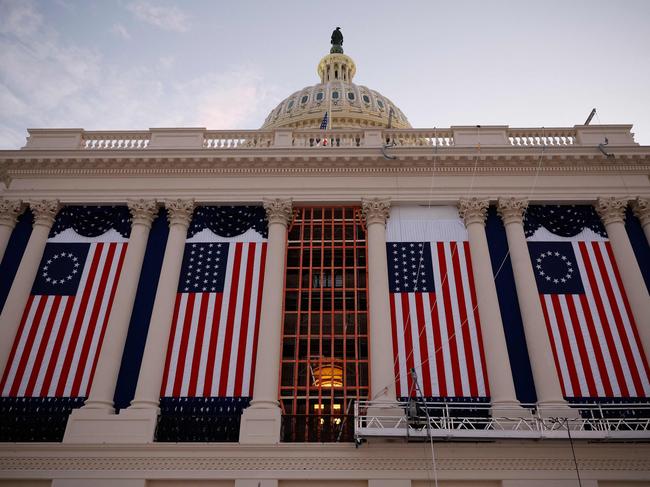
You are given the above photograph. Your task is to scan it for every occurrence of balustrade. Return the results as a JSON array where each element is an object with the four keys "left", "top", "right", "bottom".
[
  {"left": 20, "top": 125, "right": 637, "bottom": 151},
  {"left": 508, "top": 128, "right": 576, "bottom": 146}
]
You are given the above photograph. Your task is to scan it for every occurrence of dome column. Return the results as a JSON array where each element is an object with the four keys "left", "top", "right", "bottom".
[
  {"left": 497, "top": 198, "right": 575, "bottom": 417},
  {"left": 362, "top": 198, "right": 397, "bottom": 403},
  {"left": 632, "top": 197, "right": 650, "bottom": 245},
  {"left": 0, "top": 200, "right": 59, "bottom": 381},
  {"left": 458, "top": 198, "right": 527, "bottom": 417},
  {"left": 0, "top": 199, "right": 24, "bottom": 264},
  {"left": 240, "top": 198, "right": 293, "bottom": 444},
  {"left": 596, "top": 197, "right": 650, "bottom": 360}
]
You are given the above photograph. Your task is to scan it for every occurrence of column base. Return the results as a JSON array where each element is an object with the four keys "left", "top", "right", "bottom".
[
  {"left": 536, "top": 400, "right": 580, "bottom": 419},
  {"left": 63, "top": 407, "right": 159, "bottom": 444},
  {"left": 239, "top": 405, "right": 282, "bottom": 444},
  {"left": 490, "top": 400, "right": 533, "bottom": 419}
]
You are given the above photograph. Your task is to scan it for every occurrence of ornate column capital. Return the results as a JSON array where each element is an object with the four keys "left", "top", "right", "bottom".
[
  {"left": 497, "top": 197, "right": 528, "bottom": 225},
  {"left": 361, "top": 197, "right": 391, "bottom": 226},
  {"left": 263, "top": 198, "right": 293, "bottom": 226},
  {"left": 596, "top": 197, "right": 628, "bottom": 226},
  {"left": 127, "top": 199, "right": 158, "bottom": 228},
  {"left": 164, "top": 198, "right": 194, "bottom": 227},
  {"left": 458, "top": 198, "right": 489, "bottom": 227},
  {"left": 28, "top": 199, "right": 60, "bottom": 228},
  {"left": 632, "top": 197, "right": 650, "bottom": 226},
  {"left": 0, "top": 199, "right": 24, "bottom": 228}
]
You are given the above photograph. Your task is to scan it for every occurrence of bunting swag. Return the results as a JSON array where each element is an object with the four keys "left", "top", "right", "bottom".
[
  {"left": 0, "top": 206, "right": 130, "bottom": 398},
  {"left": 526, "top": 205, "right": 650, "bottom": 398},
  {"left": 386, "top": 207, "right": 489, "bottom": 398},
  {"left": 161, "top": 206, "right": 267, "bottom": 398}
]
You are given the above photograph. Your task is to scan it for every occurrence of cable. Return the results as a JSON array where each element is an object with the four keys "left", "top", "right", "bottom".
[{"left": 411, "top": 368, "right": 439, "bottom": 487}]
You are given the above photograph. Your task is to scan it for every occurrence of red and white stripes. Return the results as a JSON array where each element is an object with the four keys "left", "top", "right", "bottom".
[
  {"left": 161, "top": 241, "right": 267, "bottom": 397},
  {"left": 0, "top": 242, "right": 127, "bottom": 397},
  {"left": 390, "top": 241, "right": 489, "bottom": 397},
  {"left": 541, "top": 240, "right": 650, "bottom": 398}
]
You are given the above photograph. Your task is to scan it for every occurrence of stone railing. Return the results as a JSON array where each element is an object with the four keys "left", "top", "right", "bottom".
[{"left": 19, "top": 125, "right": 637, "bottom": 150}]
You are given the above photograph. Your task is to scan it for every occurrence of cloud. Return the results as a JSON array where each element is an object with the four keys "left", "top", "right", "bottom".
[
  {"left": 0, "top": 0, "right": 280, "bottom": 149},
  {"left": 126, "top": 1, "right": 190, "bottom": 32},
  {"left": 111, "top": 23, "right": 131, "bottom": 40}
]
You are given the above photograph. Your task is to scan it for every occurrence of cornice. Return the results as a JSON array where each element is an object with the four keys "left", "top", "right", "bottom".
[
  {"left": 1, "top": 154, "right": 649, "bottom": 181},
  {"left": 0, "top": 449, "right": 648, "bottom": 475}
]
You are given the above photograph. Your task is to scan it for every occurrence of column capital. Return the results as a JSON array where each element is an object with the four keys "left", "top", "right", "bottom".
[
  {"left": 632, "top": 197, "right": 650, "bottom": 226},
  {"left": 164, "top": 198, "right": 194, "bottom": 227},
  {"left": 596, "top": 196, "right": 628, "bottom": 225},
  {"left": 0, "top": 199, "right": 24, "bottom": 228},
  {"left": 497, "top": 197, "right": 528, "bottom": 225},
  {"left": 263, "top": 198, "right": 293, "bottom": 226},
  {"left": 28, "top": 199, "right": 60, "bottom": 227},
  {"left": 127, "top": 199, "right": 158, "bottom": 228},
  {"left": 361, "top": 197, "right": 391, "bottom": 226},
  {"left": 458, "top": 198, "right": 489, "bottom": 226}
]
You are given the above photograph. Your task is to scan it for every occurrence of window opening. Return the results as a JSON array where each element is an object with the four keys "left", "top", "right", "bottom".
[{"left": 281, "top": 206, "right": 369, "bottom": 442}]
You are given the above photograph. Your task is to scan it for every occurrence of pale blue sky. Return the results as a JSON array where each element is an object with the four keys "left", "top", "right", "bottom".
[{"left": 1, "top": 0, "right": 649, "bottom": 148}]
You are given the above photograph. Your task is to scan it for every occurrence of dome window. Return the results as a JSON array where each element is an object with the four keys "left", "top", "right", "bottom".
[
  {"left": 347, "top": 92, "right": 355, "bottom": 101},
  {"left": 316, "top": 92, "right": 324, "bottom": 101},
  {"left": 301, "top": 95, "right": 309, "bottom": 104},
  {"left": 377, "top": 99, "right": 384, "bottom": 109},
  {"left": 331, "top": 91, "right": 339, "bottom": 100},
  {"left": 287, "top": 100, "right": 295, "bottom": 111},
  {"left": 362, "top": 94, "right": 370, "bottom": 104}
]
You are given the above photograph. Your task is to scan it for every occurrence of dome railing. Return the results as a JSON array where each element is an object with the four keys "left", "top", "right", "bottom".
[{"left": 20, "top": 125, "right": 638, "bottom": 150}]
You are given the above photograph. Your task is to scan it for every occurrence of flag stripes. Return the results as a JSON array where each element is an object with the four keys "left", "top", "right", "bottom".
[
  {"left": 540, "top": 240, "right": 650, "bottom": 398},
  {"left": 0, "top": 242, "right": 127, "bottom": 397},
  {"left": 161, "top": 241, "right": 267, "bottom": 397},
  {"left": 390, "top": 241, "right": 489, "bottom": 397}
]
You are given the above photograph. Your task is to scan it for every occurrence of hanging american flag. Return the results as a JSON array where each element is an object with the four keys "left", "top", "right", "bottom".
[
  {"left": 0, "top": 206, "right": 129, "bottom": 398},
  {"left": 527, "top": 205, "right": 650, "bottom": 398},
  {"left": 161, "top": 206, "right": 267, "bottom": 398},
  {"left": 320, "top": 111, "right": 329, "bottom": 130},
  {"left": 386, "top": 207, "right": 489, "bottom": 398}
]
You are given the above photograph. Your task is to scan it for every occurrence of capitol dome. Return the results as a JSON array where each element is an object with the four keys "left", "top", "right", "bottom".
[{"left": 261, "top": 41, "right": 411, "bottom": 130}]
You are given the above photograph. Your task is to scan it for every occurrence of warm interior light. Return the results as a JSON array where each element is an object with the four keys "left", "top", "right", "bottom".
[{"left": 312, "top": 364, "right": 344, "bottom": 388}]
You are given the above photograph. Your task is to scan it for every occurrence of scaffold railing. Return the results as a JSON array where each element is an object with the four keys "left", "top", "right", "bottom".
[{"left": 354, "top": 400, "right": 650, "bottom": 441}]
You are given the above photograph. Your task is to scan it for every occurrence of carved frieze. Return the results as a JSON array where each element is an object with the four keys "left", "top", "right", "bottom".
[
  {"left": 458, "top": 198, "right": 489, "bottom": 227},
  {"left": 595, "top": 197, "right": 628, "bottom": 226},
  {"left": 27, "top": 199, "right": 60, "bottom": 227},
  {"left": 0, "top": 198, "right": 23, "bottom": 228},
  {"left": 632, "top": 197, "right": 650, "bottom": 226},
  {"left": 263, "top": 198, "right": 293, "bottom": 226},
  {"left": 127, "top": 199, "right": 158, "bottom": 228},
  {"left": 361, "top": 197, "right": 390, "bottom": 226},
  {"left": 497, "top": 197, "right": 528, "bottom": 225},
  {"left": 164, "top": 199, "right": 195, "bottom": 227}
]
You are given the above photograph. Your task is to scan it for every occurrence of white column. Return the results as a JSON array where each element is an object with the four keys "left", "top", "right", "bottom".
[
  {"left": 0, "top": 199, "right": 23, "bottom": 264},
  {"left": 0, "top": 199, "right": 59, "bottom": 379},
  {"left": 240, "top": 198, "right": 292, "bottom": 444},
  {"left": 362, "top": 197, "right": 396, "bottom": 402},
  {"left": 632, "top": 197, "right": 650, "bottom": 245},
  {"left": 81, "top": 199, "right": 158, "bottom": 411},
  {"left": 497, "top": 197, "right": 573, "bottom": 416},
  {"left": 596, "top": 197, "right": 650, "bottom": 360},
  {"left": 458, "top": 198, "right": 525, "bottom": 415},
  {"left": 129, "top": 198, "right": 194, "bottom": 410}
]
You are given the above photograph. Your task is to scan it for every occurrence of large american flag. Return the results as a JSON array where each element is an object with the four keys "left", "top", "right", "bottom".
[
  {"left": 527, "top": 206, "right": 650, "bottom": 398},
  {"left": 0, "top": 207, "right": 128, "bottom": 398},
  {"left": 386, "top": 207, "right": 489, "bottom": 398},
  {"left": 160, "top": 206, "right": 267, "bottom": 398}
]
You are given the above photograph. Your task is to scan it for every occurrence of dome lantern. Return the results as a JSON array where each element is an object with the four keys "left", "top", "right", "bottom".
[{"left": 260, "top": 29, "right": 411, "bottom": 130}]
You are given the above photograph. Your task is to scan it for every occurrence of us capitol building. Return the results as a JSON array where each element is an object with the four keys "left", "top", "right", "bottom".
[{"left": 1, "top": 30, "right": 650, "bottom": 487}]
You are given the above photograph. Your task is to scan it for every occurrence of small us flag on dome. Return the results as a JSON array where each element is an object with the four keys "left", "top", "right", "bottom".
[{"left": 320, "top": 111, "right": 329, "bottom": 130}]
